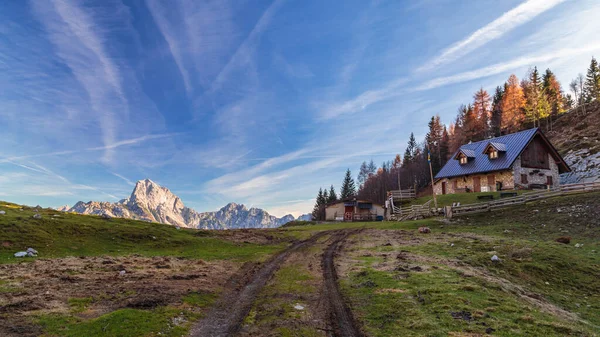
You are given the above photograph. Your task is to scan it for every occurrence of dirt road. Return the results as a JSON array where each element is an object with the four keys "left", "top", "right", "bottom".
[
  {"left": 322, "top": 230, "right": 364, "bottom": 337},
  {"left": 189, "top": 231, "right": 330, "bottom": 337}
]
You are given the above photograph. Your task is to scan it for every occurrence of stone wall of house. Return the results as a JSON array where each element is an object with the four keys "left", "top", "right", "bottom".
[
  {"left": 513, "top": 154, "right": 560, "bottom": 187},
  {"left": 433, "top": 170, "right": 515, "bottom": 195}
]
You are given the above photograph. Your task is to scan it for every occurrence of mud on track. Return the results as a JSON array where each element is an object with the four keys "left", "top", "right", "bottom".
[
  {"left": 189, "top": 231, "right": 330, "bottom": 337},
  {"left": 322, "top": 229, "right": 364, "bottom": 337}
]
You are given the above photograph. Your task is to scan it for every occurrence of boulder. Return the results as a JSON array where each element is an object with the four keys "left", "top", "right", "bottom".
[
  {"left": 32, "top": 214, "right": 42, "bottom": 219},
  {"left": 0, "top": 211, "right": 6, "bottom": 215},
  {"left": 556, "top": 236, "right": 571, "bottom": 244},
  {"left": 418, "top": 227, "right": 431, "bottom": 234},
  {"left": 491, "top": 255, "right": 500, "bottom": 262},
  {"left": 27, "top": 248, "right": 38, "bottom": 255}
]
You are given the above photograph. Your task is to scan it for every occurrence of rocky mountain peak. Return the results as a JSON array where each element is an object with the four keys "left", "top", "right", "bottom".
[{"left": 64, "top": 179, "right": 303, "bottom": 229}]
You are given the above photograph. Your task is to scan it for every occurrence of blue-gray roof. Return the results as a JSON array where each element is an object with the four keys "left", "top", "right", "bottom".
[
  {"left": 435, "top": 128, "right": 540, "bottom": 179},
  {"left": 488, "top": 141, "right": 506, "bottom": 152}
]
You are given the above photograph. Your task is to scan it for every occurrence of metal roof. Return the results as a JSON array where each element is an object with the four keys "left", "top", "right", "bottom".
[
  {"left": 488, "top": 141, "right": 506, "bottom": 152},
  {"left": 435, "top": 128, "right": 540, "bottom": 179}
]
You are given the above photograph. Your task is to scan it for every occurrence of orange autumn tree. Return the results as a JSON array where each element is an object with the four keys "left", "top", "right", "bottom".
[{"left": 501, "top": 74, "right": 525, "bottom": 133}]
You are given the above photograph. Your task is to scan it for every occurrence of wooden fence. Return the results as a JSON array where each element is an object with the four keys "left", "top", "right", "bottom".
[
  {"left": 389, "top": 188, "right": 416, "bottom": 200},
  {"left": 447, "top": 181, "right": 600, "bottom": 218}
]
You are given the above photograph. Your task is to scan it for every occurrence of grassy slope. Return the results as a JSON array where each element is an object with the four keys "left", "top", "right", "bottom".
[
  {"left": 404, "top": 190, "right": 526, "bottom": 208},
  {"left": 0, "top": 201, "right": 285, "bottom": 337},
  {"left": 0, "top": 201, "right": 283, "bottom": 263},
  {"left": 285, "top": 191, "right": 600, "bottom": 336}
]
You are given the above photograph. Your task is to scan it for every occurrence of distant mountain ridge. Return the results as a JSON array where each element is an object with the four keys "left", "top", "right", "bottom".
[{"left": 63, "top": 179, "right": 302, "bottom": 229}]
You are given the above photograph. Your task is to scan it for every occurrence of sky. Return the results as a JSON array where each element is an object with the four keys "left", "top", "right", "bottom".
[{"left": 1, "top": 0, "right": 599, "bottom": 217}]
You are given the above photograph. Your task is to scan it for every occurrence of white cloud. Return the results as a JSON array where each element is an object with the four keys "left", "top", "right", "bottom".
[
  {"left": 417, "top": 0, "right": 566, "bottom": 72},
  {"left": 416, "top": 44, "right": 600, "bottom": 91},
  {"left": 110, "top": 172, "right": 135, "bottom": 186}
]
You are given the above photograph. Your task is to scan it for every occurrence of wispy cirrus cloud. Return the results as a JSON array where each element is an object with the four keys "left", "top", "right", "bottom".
[
  {"left": 416, "top": 43, "right": 600, "bottom": 91},
  {"left": 417, "top": 0, "right": 566, "bottom": 72},
  {"left": 110, "top": 172, "right": 135, "bottom": 186},
  {"left": 31, "top": 0, "right": 130, "bottom": 163}
]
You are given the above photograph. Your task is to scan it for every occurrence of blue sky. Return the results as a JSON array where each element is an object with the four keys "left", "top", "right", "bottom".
[{"left": 1, "top": 0, "right": 599, "bottom": 217}]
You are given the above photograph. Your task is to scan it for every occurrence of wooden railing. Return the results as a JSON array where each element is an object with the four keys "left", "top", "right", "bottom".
[
  {"left": 447, "top": 181, "right": 600, "bottom": 218},
  {"left": 398, "top": 199, "right": 434, "bottom": 221},
  {"left": 389, "top": 188, "right": 416, "bottom": 199}
]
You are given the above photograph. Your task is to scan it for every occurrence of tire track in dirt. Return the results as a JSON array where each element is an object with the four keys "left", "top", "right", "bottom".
[
  {"left": 322, "top": 229, "right": 364, "bottom": 337},
  {"left": 189, "top": 231, "right": 330, "bottom": 337}
]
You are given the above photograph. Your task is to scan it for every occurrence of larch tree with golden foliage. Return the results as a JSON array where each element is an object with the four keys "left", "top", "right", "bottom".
[
  {"left": 501, "top": 74, "right": 525, "bottom": 133},
  {"left": 473, "top": 87, "right": 491, "bottom": 139}
]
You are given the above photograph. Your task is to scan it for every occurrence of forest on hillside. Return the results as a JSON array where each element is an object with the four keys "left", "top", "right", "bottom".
[{"left": 312, "top": 57, "right": 600, "bottom": 220}]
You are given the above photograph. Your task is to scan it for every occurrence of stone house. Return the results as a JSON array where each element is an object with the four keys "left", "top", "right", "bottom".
[
  {"left": 325, "top": 199, "right": 385, "bottom": 221},
  {"left": 433, "top": 128, "right": 571, "bottom": 195}
]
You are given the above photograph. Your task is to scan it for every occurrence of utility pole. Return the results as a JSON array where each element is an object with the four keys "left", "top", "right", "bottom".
[{"left": 428, "top": 146, "right": 438, "bottom": 210}]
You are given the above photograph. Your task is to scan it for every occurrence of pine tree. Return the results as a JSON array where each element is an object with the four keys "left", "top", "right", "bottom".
[
  {"left": 323, "top": 189, "right": 329, "bottom": 204},
  {"left": 584, "top": 57, "right": 600, "bottom": 102},
  {"left": 312, "top": 188, "right": 325, "bottom": 220},
  {"left": 327, "top": 185, "right": 337, "bottom": 203},
  {"left": 463, "top": 104, "right": 478, "bottom": 142},
  {"left": 440, "top": 126, "right": 450, "bottom": 163},
  {"left": 357, "top": 161, "right": 368, "bottom": 186},
  {"left": 426, "top": 115, "right": 444, "bottom": 173},
  {"left": 542, "top": 68, "right": 564, "bottom": 130},
  {"left": 501, "top": 74, "right": 525, "bottom": 133},
  {"left": 340, "top": 169, "right": 356, "bottom": 199},
  {"left": 403, "top": 133, "right": 417, "bottom": 166},
  {"left": 473, "top": 88, "right": 491, "bottom": 139},
  {"left": 367, "top": 160, "right": 377, "bottom": 177},
  {"left": 490, "top": 85, "right": 504, "bottom": 136},
  {"left": 523, "top": 67, "right": 549, "bottom": 128}
]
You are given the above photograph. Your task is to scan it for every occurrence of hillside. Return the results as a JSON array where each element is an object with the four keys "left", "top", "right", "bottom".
[
  {"left": 2, "top": 192, "right": 599, "bottom": 336},
  {"left": 65, "top": 179, "right": 297, "bottom": 229},
  {"left": 548, "top": 101, "right": 600, "bottom": 183}
]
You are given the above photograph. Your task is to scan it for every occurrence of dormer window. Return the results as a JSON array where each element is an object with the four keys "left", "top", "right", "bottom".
[
  {"left": 459, "top": 156, "right": 468, "bottom": 164},
  {"left": 454, "top": 149, "right": 475, "bottom": 165},
  {"left": 483, "top": 142, "right": 505, "bottom": 160},
  {"left": 489, "top": 150, "right": 498, "bottom": 159}
]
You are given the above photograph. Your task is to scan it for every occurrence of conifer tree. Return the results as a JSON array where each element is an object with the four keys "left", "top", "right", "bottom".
[
  {"left": 523, "top": 67, "right": 549, "bottom": 128},
  {"left": 323, "top": 189, "right": 329, "bottom": 204},
  {"left": 490, "top": 85, "right": 504, "bottom": 137},
  {"left": 542, "top": 68, "right": 564, "bottom": 130},
  {"left": 473, "top": 88, "right": 491, "bottom": 139},
  {"left": 367, "top": 160, "right": 377, "bottom": 177},
  {"left": 584, "top": 57, "right": 600, "bottom": 102},
  {"left": 328, "top": 185, "right": 337, "bottom": 203},
  {"left": 403, "top": 133, "right": 417, "bottom": 166},
  {"left": 357, "top": 161, "right": 368, "bottom": 186},
  {"left": 340, "top": 169, "right": 356, "bottom": 199},
  {"left": 462, "top": 104, "right": 479, "bottom": 142},
  {"left": 501, "top": 74, "right": 525, "bottom": 133},
  {"left": 312, "top": 188, "right": 325, "bottom": 220}
]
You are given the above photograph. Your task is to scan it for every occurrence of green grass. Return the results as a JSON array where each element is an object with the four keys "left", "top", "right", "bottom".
[
  {"left": 38, "top": 307, "right": 198, "bottom": 337},
  {"left": 405, "top": 190, "right": 526, "bottom": 207},
  {"left": 342, "top": 266, "right": 591, "bottom": 336},
  {"left": 334, "top": 192, "right": 600, "bottom": 336},
  {"left": 68, "top": 297, "right": 94, "bottom": 313},
  {"left": 0, "top": 201, "right": 283, "bottom": 264},
  {"left": 182, "top": 291, "right": 218, "bottom": 308}
]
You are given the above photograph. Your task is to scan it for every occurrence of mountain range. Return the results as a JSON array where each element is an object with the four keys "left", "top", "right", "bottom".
[{"left": 60, "top": 179, "right": 308, "bottom": 229}]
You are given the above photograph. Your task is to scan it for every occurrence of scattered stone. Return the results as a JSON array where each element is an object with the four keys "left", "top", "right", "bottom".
[
  {"left": 293, "top": 304, "right": 305, "bottom": 310},
  {"left": 52, "top": 214, "right": 60, "bottom": 217},
  {"left": 101, "top": 213, "right": 111, "bottom": 219},
  {"left": 383, "top": 242, "right": 392, "bottom": 246},
  {"left": 450, "top": 243, "right": 455, "bottom": 247},
  {"left": 14, "top": 252, "right": 28, "bottom": 258},
  {"left": 503, "top": 229, "right": 511, "bottom": 233},
  {"left": 152, "top": 236, "right": 157, "bottom": 240},
  {"left": 545, "top": 282, "right": 550, "bottom": 285},
  {"left": 27, "top": 248, "right": 38, "bottom": 255},
  {"left": 0, "top": 211, "right": 5, "bottom": 215},
  {"left": 119, "top": 270, "right": 126, "bottom": 276},
  {"left": 175, "top": 226, "right": 181, "bottom": 230},
  {"left": 450, "top": 310, "right": 472, "bottom": 321},
  {"left": 575, "top": 243, "right": 583, "bottom": 248},
  {"left": 14, "top": 248, "right": 38, "bottom": 258},
  {"left": 32, "top": 214, "right": 42, "bottom": 219},
  {"left": 491, "top": 255, "right": 500, "bottom": 262},
  {"left": 555, "top": 236, "right": 571, "bottom": 244},
  {"left": 485, "top": 327, "right": 495, "bottom": 334},
  {"left": 418, "top": 227, "right": 431, "bottom": 234}
]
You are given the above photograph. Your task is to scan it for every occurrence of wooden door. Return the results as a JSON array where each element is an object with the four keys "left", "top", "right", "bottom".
[
  {"left": 441, "top": 182, "right": 447, "bottom": 195},
  {"left": 344, "top": 206, "right": 353, "bottom": 221},
  {"left": 473, "top": 176, "right": 481, "bottom": 192},
  {"left": 546, "top": 176, "right": 553, "bottom": 186},
  {"left": 487, "top": 175, "right": 495, "bottom": 188}
]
